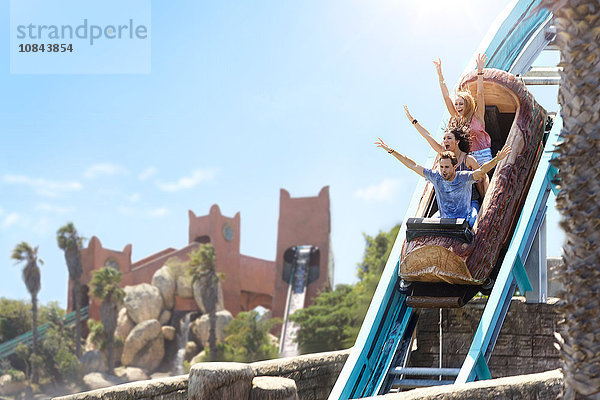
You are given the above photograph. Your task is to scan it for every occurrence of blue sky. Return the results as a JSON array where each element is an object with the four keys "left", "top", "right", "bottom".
[{"left": 0, "top": 0, "right": 562, "bottom": 308}]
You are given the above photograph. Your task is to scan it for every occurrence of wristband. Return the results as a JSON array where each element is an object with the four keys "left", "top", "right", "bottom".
[
  {"left": 477, "top": 72, "right": 484, "bottom": 76},
  {"left": 388, "top": 148, "right": 394, "bottom": 154},
  {"left": 412, "top": 119, "right": 418, "bottom": 125}
]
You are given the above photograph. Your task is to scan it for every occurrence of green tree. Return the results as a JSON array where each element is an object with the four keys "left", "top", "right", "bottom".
[
  {"left": 290, "top": 284, "right": 359, "bottom": 353},
  {"left": 0, "top": 298, "right": 33, "bottom": 342},
  {"left": 291, "top": 224, "right": 400, "bottom": 354},
  {"left": 90, "top": 267, "right": 124, "bottom": 374},
  {"left": 215, "top": 311, "right": 280, "bottom": 362},
  {"left": 56, "top": 222, "right": 85, "bottom": 358},
  {"left": 11, "top": 242, "right": 42, "bottom": 384},
  {"left": 186, "top": 244, "right": 222, "bottom": 361}
]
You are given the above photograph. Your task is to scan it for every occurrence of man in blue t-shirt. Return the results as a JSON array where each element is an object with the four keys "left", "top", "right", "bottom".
[{"left": 375, "top": 137, "right": 512, "bottom": 227}]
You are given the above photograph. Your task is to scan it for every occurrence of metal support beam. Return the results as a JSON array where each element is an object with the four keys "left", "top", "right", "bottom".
[
  {"left": 456, "top": 117, "right": 561, "bottom": 385},
  {"left": 521, "top": 66, "right": 562, "bottom": 85}
]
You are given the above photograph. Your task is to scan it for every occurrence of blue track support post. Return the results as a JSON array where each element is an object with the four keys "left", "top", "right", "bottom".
[{"left": 456, "top": 117, "right": 561, "bottom": 384}]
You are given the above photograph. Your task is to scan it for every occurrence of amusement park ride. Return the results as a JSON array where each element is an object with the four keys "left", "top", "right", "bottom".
[{"left": 328, "top": 0, "right": 562, "bottom": 398}]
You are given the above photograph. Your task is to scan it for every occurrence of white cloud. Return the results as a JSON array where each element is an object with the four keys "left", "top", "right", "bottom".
[
  {"left": 35, "top": 203, "right": 74, "bottom": 214},
  {"left": 354, "top": 179, "right": 403, "bottom": 202},
  {"left": 118, "top": 205, "right": 135, "bottom": 215},
  {"left": 2, "top": 174, "right": 83, "bottom": 197},
  {"left": 31, "top": 216, "right": 52, "bottom": 236},
  {"left": 139, "top": 167, "right": 158, "bottom": 181},
  {"left": 83, "top": 163, "right": 128, "bottom": 179},
  {"left": 127, "top": 193, "right": 141, "bottom": 203},
  {"left": 2, "top": 212, "right": 20, "bottom": 229},
  {"left": 118, "top": 205, "right": 170, "bottom": 218},
  {"left": 148, "top": 207, "right": 170, "bottom": 217},
  {"left": 156, "top": 169, "right": 215, "bottom": 192}
]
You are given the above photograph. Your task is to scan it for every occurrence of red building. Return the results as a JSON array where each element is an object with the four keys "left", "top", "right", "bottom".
[{"left": 70, "top": 187, "right": 333, "bottom": 321}]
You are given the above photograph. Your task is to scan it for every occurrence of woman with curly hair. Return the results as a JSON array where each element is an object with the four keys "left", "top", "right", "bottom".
[
  {"left": 434, "top": 54, "right": 493, "bottom": 165},
  {"left": 403, "top": 105, "right": 488, "bottom": 215}
]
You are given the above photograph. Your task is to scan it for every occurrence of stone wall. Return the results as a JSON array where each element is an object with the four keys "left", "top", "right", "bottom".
[
  {"left": 409, "top": 297, "right": 561, "bottom": 378},
  {"left": 375, "top": 369, "right": 562, "bottom": 400},
  {"left": 252, "top": 350, "right": 350, "bottom": 400},
  {"left": 54, "top": 349, "right": 350, "bottom": 400},
  {"left": 54, "top": 375, "right": 188, "bottom": 400}
]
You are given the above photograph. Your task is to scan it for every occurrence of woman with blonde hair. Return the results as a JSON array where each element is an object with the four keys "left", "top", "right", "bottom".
[{"left": 434, "top": 54, "right": 493, "bottom": 165}]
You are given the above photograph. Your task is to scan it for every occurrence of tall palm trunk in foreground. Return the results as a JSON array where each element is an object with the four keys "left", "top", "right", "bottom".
[
  {"left": 541, "top": 0, "right": 600, "bottom": 398},
  {"left": 11, "top": 242, "right": 42, "bottom": 384},
  {"left": 57, "top": 222, "right": 85, "bottom": 358},
  {"left": 90, "top": 267, "right": 124, "bottom": 375}
]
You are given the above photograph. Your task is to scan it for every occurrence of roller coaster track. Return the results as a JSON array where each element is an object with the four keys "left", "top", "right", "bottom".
[{"left": 328, "top": 0, "right": 559, "bottom": 397}]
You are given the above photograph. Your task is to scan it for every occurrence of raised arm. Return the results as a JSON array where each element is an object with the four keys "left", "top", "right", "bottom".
[
  {"left": 473, "top": 145, "right": 511, "bottom": 181},
  {"left": 434, "top": 58, "right": 458, "bottom": 118},
  {"left": 375, "top": 137, "right": 425, "bottom": 177},
  {"left": 475, "top": 53, "right": 487, "bottom": 126},
  {"left": 466, "top": 154, "right": 489, "bottom": 196},
  {"left": 404, "top": 105, "right": 444, "bottom": 154}
]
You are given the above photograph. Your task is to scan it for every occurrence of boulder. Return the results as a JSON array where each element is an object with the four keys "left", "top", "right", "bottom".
[
  {"left": 192, "top": 280, "right": 225, "bottom": 313},
  {"left": 176, "top": 275, "right": 193, "bottom": 298},
  {"left": 115, "top": 307, "right": 135, "bottom": 341},
  {"left": 185, "top": 341, "right": 199, "bottom": 361},
  {"left": 0, "top": 373, "right": 26, "bottom": 396},
  {"left": 253, "top": 305, "right": 272, "bottom": 324},
  {"left": 268, "top": 333, "right": 279, "bottom": 348},
  {"left": 162, "top": 325, "right": 176, "bottom": 341},
  {"left": 159, "top": 309, "right": 172, "bottom": 325},
  {"left": 189, "top": 362, "right": 254, "bottom": 400},
  {"left": 121, "top": 319, "right": 165, "bottom": 371},
  {"left": 82, "top": 372, "right": 124, "bottom": 390},
  {"left": 191, "top": 310, "right": 234, "bottom": 349},
  {"left": 123, "top": 283, "right": 164, "bottom": 324},
  {"left": 114, "top": 366, "right": 149, "bottom": 382},
  {"left": 80, "top": 350, "right": 107, "bottom": 374},
  {"left": 152, "top": 266, "right": 176, "bottom": 309},
  {"left": 84, "top": 333, "right": 98, "bottom": 352}
]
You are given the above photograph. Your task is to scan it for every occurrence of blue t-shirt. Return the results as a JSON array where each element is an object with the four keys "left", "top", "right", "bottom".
[{"left": 423, "top": 168, "right": 475, "bottom": 219}]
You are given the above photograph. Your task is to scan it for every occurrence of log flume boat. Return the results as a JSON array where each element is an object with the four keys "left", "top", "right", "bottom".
[{"left": 400, "top": 68, "right": 549, "bottom": 308}]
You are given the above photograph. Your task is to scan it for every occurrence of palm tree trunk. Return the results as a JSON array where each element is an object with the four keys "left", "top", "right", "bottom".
[
  {"left": 106, "top": 335, "right": 115, "bottom": 375},
  {"left": 73, "top": 279, "right": 82, "bottom": 358},
  {"left": 31, "top": 294, "right": 38, "bottom": 384},
  {"left": 209, "top": 309, "right": 217, "bottom": 361},
  {"left": 550, "top": 1, "right": 600, "bottom": 398},
  {"left": 100, "top": 300, "right": 118, "bottom": 375}
]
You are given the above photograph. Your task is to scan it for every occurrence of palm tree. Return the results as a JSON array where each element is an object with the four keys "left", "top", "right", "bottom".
[
  {"left": 187, "top": 244, "right": 222, "bottom": 361},
  {"left": 90, "top": 267, "right": 124, "bottom": 374},
  {"left": 538, "top": 1, "right": 600, "bottom": 398},
  {"left": 11, "top": 242, "right": 42, "bottom": 384},
  {"left": 56, "top": 222, "right": 85, "bottom": 358}
]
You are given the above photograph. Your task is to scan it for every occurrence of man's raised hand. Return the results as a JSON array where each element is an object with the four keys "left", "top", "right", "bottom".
[
  {"left": 375, "top": 137, "right": 392, "bottom": 152},
  {"left": 496, "top": 145, "right": 512, "bottom": 161}
]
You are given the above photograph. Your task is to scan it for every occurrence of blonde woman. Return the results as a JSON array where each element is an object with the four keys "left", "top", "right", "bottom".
[{"left": 434, "top": 54, "right": 493, "bottom": 165}]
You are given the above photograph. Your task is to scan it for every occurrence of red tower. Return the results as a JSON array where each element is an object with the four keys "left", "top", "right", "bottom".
[{"left": 272, "top": 186, "right": 332, "bottom": 319}]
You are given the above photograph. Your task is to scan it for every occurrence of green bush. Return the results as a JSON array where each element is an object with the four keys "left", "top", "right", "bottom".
[{"left": 6, "top": 368, "right": 25, "bottom": 382}]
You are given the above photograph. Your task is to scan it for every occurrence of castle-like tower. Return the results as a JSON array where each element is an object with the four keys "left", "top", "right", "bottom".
[{"left": 70, "top": 187, "right": 332, "bottom": 321}]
